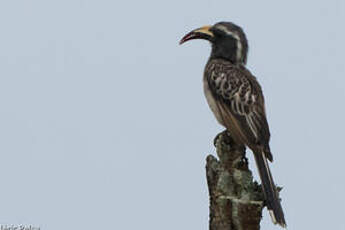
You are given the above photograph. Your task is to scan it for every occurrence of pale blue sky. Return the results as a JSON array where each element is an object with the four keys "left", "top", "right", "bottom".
[{"left": 0, "top": 0, "right": 344, "bottom": 229}]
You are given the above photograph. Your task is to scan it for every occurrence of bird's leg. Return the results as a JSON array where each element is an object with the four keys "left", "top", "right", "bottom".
[{"left": 214, "top": 130, "right": 248, "bottom": 170}]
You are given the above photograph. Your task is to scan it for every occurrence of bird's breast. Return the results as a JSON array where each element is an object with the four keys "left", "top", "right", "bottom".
[{"left": 203, "top": 76, "right": 225, "bottom": 127}]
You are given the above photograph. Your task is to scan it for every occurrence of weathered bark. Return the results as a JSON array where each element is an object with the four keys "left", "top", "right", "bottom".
[{"left": 206, "top": 131, "right": 264, "bottom": 230}]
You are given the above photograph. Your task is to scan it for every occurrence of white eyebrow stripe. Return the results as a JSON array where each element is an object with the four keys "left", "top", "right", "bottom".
[{"left": 216, "top": 25, "right": 243, "bottom": 63}]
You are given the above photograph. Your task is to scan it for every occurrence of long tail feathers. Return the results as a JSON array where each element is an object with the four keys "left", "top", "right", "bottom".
[{"left": 254, "top": 151, "right": 287, "bottom": 228}]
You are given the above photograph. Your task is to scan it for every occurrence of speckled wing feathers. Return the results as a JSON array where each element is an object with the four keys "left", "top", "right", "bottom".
[{"left": 205, "top": 59, "right": 271, "bottom": 160}]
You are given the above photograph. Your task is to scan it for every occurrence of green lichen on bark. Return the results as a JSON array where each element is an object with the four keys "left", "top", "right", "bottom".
[{"left": 206, "top": 131, "right": 264, "bottom": 230}]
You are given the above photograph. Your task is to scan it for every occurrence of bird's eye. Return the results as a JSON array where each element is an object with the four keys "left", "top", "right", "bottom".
[{"left": 212, "top": 28, "right": 226, "bottom": 37}]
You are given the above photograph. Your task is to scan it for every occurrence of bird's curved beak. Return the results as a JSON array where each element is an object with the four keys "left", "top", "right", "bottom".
[{"left": 179, "top": 25, "right": 214, "bottom": 45}]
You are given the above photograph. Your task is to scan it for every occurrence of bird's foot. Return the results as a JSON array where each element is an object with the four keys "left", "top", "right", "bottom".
[{"left": 213, "top": 130, "right": 230, "bottom": 147}]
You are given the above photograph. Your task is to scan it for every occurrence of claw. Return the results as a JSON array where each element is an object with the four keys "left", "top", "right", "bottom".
[
  {"left": 213, "top": 133, "right": 222, "bottom": 147},
  {"left": 213, "top": 130, "right": 228, "bottom": 146}
]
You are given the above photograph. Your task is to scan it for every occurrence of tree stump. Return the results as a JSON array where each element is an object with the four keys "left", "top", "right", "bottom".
[{"left": 206, "top": 131, "right": 265, "bottom": 230}]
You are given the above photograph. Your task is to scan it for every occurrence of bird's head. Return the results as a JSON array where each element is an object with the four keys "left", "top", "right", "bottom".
[{"left": 180, "top": 22, "right": 248, "bottom": 65}]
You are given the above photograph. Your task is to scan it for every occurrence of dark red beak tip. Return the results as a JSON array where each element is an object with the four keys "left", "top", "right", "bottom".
[{"left": 179, "top": 31, "right": 200, "bottom": 45}]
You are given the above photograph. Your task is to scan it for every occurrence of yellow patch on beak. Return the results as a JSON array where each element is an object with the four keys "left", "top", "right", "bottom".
[{"left": 193, "top": 25, "right": 213, "bottom": 37}]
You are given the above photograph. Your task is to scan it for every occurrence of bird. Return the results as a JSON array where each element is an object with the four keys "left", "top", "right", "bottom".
[{"left": 179, "top": 22, "right": 286, "bottom": 227}]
